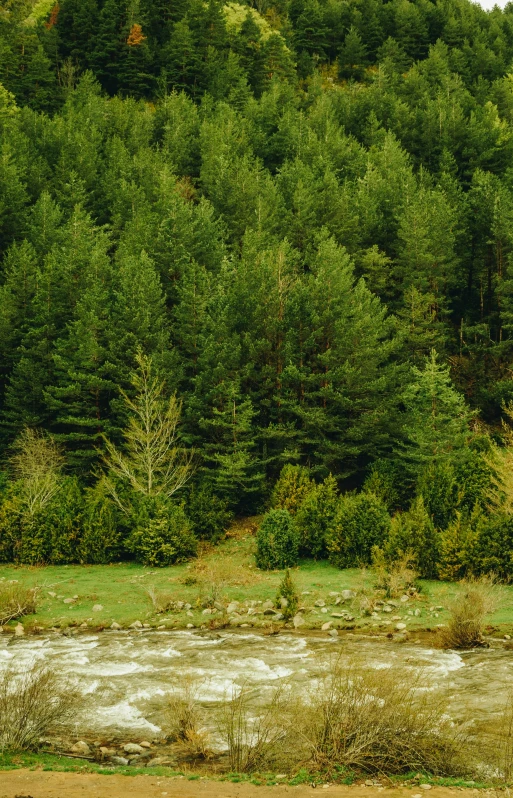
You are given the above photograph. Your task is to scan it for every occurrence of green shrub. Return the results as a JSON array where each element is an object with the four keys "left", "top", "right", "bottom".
[
  {"left": 187, "top": 482, "right": 233, "bottom": 543},
  {"left": 327, "top": 492, "right": 390, "bottom": 568},
  {"left": 0, "top": 492, "right": 24, "bottom": 563},
  {"left": 417, "top": 461, "right": 458, "bottom": 531},
  {"left": 43, "top": 476, "right": 84, "bottom": 564},
  {"left": 271, "top": 465, "right": 314, "bottom": 515},
  {"left": 129, "top": 499, "right": 198, "bottom": 567},
  {"left": 79, "top": 485, "right": 124, "bottom": 564},
  {"left": 276, "top": 569, "right": 299, "bottom": 620},
  {"left": 438, "top": 509, "right": 480, "bottom": 582},
  {"left": 454, "top": 451, "right": 495, "bottom": 515},
  {"left": 256, "top": 509, "right": 299, "bottom": 570},
  {"left": 363, "top": 459, "right": 410, "bottom": 512},
  {"left": 295, "top": 474, "right": 338, "bottom": 558},
  {"left": 386, "top": 496, "right": 439, "bottom": 579}
]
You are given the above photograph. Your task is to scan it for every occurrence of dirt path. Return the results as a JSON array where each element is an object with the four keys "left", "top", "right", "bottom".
[{"left": 0, "top": 773, "right": 487, "bottom": 798}]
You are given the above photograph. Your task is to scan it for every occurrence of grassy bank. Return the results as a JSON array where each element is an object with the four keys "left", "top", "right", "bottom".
[{"left": 1, "top": 520, "right": 512, "bottom": 635}]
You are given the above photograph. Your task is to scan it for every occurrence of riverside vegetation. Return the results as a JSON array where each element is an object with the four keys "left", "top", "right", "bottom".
[{"left": 4, "top": 0, "right": 513, "bottom": 784}]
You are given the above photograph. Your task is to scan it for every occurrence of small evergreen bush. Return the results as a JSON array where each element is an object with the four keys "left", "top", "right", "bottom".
[
  {"left": 271, "top": 465, "right": 314, "bottom": 515},
  {"left": 187, "top": 482, "right": 233, "bottom": 543},
  {"left": 386, "top": 496, "right": 439, "bottom": 579},
  {"left": 363, "top": 459, "right": 410, "bottom": 512},
  {"left": 79, "top": 485, "right": 124, "bottom": 564},
  {"left": 295, "top": 474, "right": 339, "bottom": 558},
  {"left": 327, "top": 492, "right": 390, "bottom": 568},
  {"left": 417, "top": 461, "right": 458, "bottom": 531},
  {"left": 129, "top": 499, "right": 198, "bottom": 567},
  {"left": 256, "top": 509, "right": 299, "bottom": 570},
  {"left": 276, "top": 569, "right": 299, "bottom": 620}
]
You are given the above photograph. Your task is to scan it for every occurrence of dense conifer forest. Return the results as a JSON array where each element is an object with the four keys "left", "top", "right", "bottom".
[{"left": 2, "top": 0, "right": 513, "bottom": 574}]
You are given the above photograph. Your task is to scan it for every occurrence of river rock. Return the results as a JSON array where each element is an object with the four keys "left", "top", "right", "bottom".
[
  {"left": 400, "top": 595, "right": 409, "bottom": 603},
  {"left": 48, "top": 591, "right": 56, "bottom": 598},
  {"left": 110, "top": 756, "right": 129, "bottom": 766},
  {"left": 130, "top": 620, "right": 143, "bottom": 629},
  {"left": 329, "top": 629, "right": 339, "bottom": 637},
  {"left": 227, "top": 602, "right": 239, "bottom": 614},
  {"left": 14, "top": 623, "right": 24, "bottom": 636},
  {"left": 328, "top": 591, "right": 339, "bottom": 597},
  {"left": 71, "top": 741, "right": 91, "bottom": 755},
  {"left": 263, "top": 608, "right": 276, "bottom": 615},
  {"left": 293, "top": 614, "right": 305, "bottom": 628},
  {"left": 395, "top": 622, "right": 407, "bottom": 631},
  {"left": 273, "top": 612, "right": 284, "bottom": 621},
  {"left": 202, "top": 608, "right": 213, "bottom": 615},
  {"left": 341, "top": 590, "right": 355, "bottom": 600},
  {"left": 414, "top": 609, "right": 421, "bottom": 617},
  {"left": 100, "top": 747, "right": 116, "bottom": 757},
  {"left": 279, "top": 597, "right": 289, "bottom": 609},
  {"left": 92, "top": 604, "right": 103, "bottom": 612},
  {"left": 143, "top": 623, "right": 151, "bottom": 628},
  {"left": 314, "top": 599, "right": 325, "bottom": 607},
  {"left": 184, "top": 603, "right": 192, "bottom": 611},
  {"left": 320, "top": 607, "right": 328, "bottom": 614},
  {"left": 214, "top": 601, "right": 225, "bottom": 612},
  {"left": 139, "top": 741, "right": 151, "bottom": 748},
  {"left": 124, "top": 743, "right": 144, "bottom": 754},
  {"left": 147, "top": 757, "right": 174, "bottom": 767},
  {"left": 63, "top": 598, "right": 75, "bottom": 604},
  {"left": 420, "top": 785, "right": 432, "bottom": 791},
  {"left": 382, "top": 605, "right": 392, "bottom": 612},
  {"left": 321, "top": 621, "right": 332, "bottom": 631},
  {"left": 110, "top": 622, "right": 122, "bottom": 630},
  {"left": 186, "top": 623, "right": 194, "bottom": 629},
  {"left": 262, "top": 600, "right": 274, "bottom": 611}
]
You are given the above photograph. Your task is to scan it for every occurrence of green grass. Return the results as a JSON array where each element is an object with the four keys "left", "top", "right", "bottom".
[{"left": 1, "top": 525, "right": 512, "bottom": 634}]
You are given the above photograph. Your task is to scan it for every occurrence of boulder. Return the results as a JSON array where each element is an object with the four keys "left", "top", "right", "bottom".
[
  {"left": 400, "top": 595, "right": 409, "bottom": 603},
  {"left": 329, "top": 629, "right": 339, "bottom": 638},
  {"left": 99, "top": 747, "right": 116, "bottom": 757},
  {"left": 92, "top": 604, "right": 103, "bottom": 612},
  {"left": 186, "top": 623, "right": 194, "bottom": 629},
  {"left": 341, "top": 590, "right": 355, "bottom": 600},
  {"left": 321, "top": 622, "right": 332, "bottom": 631},
  {"left": 184, "top": 603, "right": 192, "bottom": 611},
  {"left": 130, "top": 620, "right": 143, "bottom": 629},
  {"left": 263, "top": 608, "right": 276, "bottom": 616},
  {"left": 293, "top": 614, "right": 305, "bottom": 628},
  {"left": 314, "top": 599, "right": 325, "bottom": 607},
  {"left": 71, "top": 741, "right": 91, "bottom": 756},
  {"left": 227, "top": 602, "right": 239, "bottom": 615},
  {"left": 262, "top": 600, "right": 274, "bottom": 611},
  {"left": 110, "top": 756, "right": 129, "bottom": 766},
  {"left": 110, "top": 622, "right": 122, "bottom": 630},
  {"left": 124, "top": 743, "right": 144, "bottom": 754},
  {"left": 14, "top": 623, "right": 24, "bottom": 636},
  {"left": 63, "top": 598, "right": 75, "bottom": 605},
  {"left": 395, "top": 622, "right": 407, "bottom": 631},
  {"left": 279, "top": 597, "right": 289, "bottom": 609},
  {"left": 139, "top": 741, "right": 151, "bottom": 748}
]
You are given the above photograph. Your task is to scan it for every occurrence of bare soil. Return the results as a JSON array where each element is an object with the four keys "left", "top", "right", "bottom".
[{"left": 0, "top": 773, "right": 488, "bottom": 798}]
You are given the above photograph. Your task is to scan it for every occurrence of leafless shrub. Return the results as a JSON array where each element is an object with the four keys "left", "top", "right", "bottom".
[
  {"left": 0, "top": 663, "right": 80, "bottom": 751},
  {"left": 10, "top": 427, "right": 64, "bottom": 516},
  {"left": 217, "top": 683, "right": 294, "bottom": 773},
  {"left": 439, "top": 576, "right": 499, "bottom": 649},
  {"left": 0, "top": 582, "right": 39, "bottom": 625},
  {"left": 372, "top": 548, "right": 418, "bottom": 599},
  {"left": 146, "top": 585, "right": 176, "bottom": 613},
  {"left": 165, "top": 676, "right": 211, "bottom": 758},
  {"left": 481, "top": 689, "right": 513, "bottom": 783},
  {"left": 297, "top": 657, "right": 469, "bottom": 776}
]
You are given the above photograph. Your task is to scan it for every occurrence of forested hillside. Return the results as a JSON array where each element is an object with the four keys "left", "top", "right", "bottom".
[{"left": 2, "top": 0, "right": 513, "bottom": 571}]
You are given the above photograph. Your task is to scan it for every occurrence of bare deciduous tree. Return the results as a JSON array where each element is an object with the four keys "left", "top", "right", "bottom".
[
  {"left": 102, "top": 352, "right": 193, "bottom": 512},
  {"left": 10, "top": 427, "right": 64, "bottom": 516}
]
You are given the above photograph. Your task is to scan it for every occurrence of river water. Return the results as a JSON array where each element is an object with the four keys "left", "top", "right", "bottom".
[{"left": 0, "top": 630, "right": 511, "bottom": 738}]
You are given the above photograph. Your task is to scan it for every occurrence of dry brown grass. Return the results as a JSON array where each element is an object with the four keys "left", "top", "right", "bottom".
[
  {"left": 0, "top": 662, "right": 80, "bottom": 752},
  {"left": 438, "top": 576, "right": 499, "bottom": 649},
  {"left": 191, "top": 553, "right": 262, "bottom": 592},
  {"left": 0, "top": 581, "right": 39, "bottom": 625},
  {"left": 297, "top": 656, "right": 469, "bottom": 776},
  {"left": 372, "top": 549, "right": 418, "bottom": 599},
  {"left": 217, "top": 683, "right": 295, "bottom": 773},
  {"left": 146, "top": 585, "right": 176, "bottom": 613},
  {"left": 165, "top": 676, "right": 212, "bottom": 758}
]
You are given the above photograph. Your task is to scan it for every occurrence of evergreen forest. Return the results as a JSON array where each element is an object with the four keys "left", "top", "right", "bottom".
[{"left": 3, "top": 0, "right": 513, "bottom": 577}]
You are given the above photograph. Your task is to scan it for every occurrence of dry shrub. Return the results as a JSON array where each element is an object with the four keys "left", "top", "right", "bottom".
[
  {"left": 0, "top": 663, "right": 80, "bottom": 751},
  {"left": 0, "top": 581, "right": 39, "bottom": 625},
  {"left": 372, "top": 548, "right": 418, "bottom": 599},
  {"left": 298, "top": 657, "right": 469, "bottom": 776},
  {"left": 146, "top": 585, "right": 175, "bottom": 613},
  {"left": 486, "top": 690, "right": 513, "bottom": 782},
  {"left": 439, "top": 576, "right": 499, "bottom": 649},
  {"left": 165, "top": 676, "right": 211, "bottom": 758},
  {"left": 217, "top": 683, "right": 294, "bottom": 773}
]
